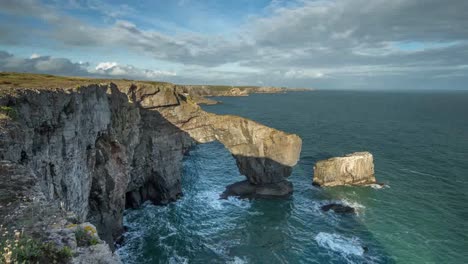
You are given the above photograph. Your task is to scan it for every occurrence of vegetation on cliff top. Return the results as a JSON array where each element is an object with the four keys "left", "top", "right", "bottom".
[
  {"left": 0, "top": 226, "right": 72, "bottom": 264},
  {"left": 0, "top": 72, "right": 310, "bottom": 95},
  {"left": 0, "top": 72, "right": 170, "bottom": 93}
]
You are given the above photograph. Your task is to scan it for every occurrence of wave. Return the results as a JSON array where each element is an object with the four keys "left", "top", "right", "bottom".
[
  {"left": 341, "top": 199, "right": 365, "bottom": 210},
  {"left": 369, "top": 183, "right": 390, "bottom": 190},
  {"left": 194, "top": 191, "right": 252, "bottom": 210},
  {"left": 169, "top": 254, "right": 189, "bottom": 264},
  {"left": 315, "top": 232, "right": 365, "bottom": 257},
  {"left": 227, "top": 256, "right": 249, "bottom": 264}
]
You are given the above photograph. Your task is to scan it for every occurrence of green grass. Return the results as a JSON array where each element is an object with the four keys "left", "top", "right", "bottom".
[
  {"left": 0, "top": 232, "right": 73, "bottom": 264},
  {"left": 0, "top": 106, "right": 16, "bottom": 120}
]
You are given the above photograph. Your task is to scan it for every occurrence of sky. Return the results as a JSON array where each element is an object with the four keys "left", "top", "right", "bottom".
[{"left": 0, "top": 0, "right": 467, "bottom": 90}]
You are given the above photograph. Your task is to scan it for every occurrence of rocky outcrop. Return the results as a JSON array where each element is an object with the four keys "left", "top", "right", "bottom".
[
  {"left": 0, "top": 76, "right": 302, "bottom": 261},
  {"left": 313, "top": 152, "right": 376, "bottom": 186},
  {"left": 133, "top": 85, "right": 302, "bottom": 197}
]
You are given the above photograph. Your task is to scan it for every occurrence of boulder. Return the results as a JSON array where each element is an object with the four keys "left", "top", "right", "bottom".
[{"left": 313, "top": 152, "right": 376, "bottom": 186}]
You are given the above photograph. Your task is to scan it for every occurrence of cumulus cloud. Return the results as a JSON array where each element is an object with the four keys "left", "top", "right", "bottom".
[
  {"left": 92, "top": 61, "right": 176, "bottom": 78},
  {"left": 30, "top": 53, "right": 41, "bottom": 59},
  {"left": 0, "top": 51, "right": 89, "bottom": 75}
]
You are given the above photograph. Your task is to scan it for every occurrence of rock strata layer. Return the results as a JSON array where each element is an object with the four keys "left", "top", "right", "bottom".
[
  {"left": 0, "top": 76, "right": 302, "bottom": 262},
  {"left": 313, "top": 152, "right": 376, "bottom": 186}
]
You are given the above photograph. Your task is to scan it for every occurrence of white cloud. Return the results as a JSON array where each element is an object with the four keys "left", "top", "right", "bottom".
[
  {"left": 0, "top": 52, "right": 176, "bottom": 80},
  {"left": 285, "top": 70, "right": 325, "bottom": 79},
  {"left": 93, "top": 61, "right": 177, "bottom": 79},
  {"left": 30, "top": 53, "right": 40, "bottom": 59},
  {"left": 96, "top": 62, "right": 118, "bottom": 71}
]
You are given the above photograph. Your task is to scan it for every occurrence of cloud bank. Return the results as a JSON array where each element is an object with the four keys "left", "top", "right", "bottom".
[
  {"left": 0, "top": 51, "right": 177, "bottom": 80},
  {"left": 0, "top": 0, "right": 467, "bottom": 89}
]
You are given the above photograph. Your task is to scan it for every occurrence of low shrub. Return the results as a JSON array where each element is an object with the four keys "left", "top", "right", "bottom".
[
  {"left": 0, "top": 226, "right": 72, "bottom": 264},
  {"left": 75, "top": 226, "right": 100, "bottom": 247},
  {"left": 0, "top": 106, "right": 16, "bottom": 120}
]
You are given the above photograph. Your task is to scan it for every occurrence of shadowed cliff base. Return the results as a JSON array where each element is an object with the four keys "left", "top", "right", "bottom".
[
  {"left": 221, "top": 180, "right": 293, "bottom": 199},
  {"left": 220, "top": 155, "right": 295, "bottom": 199}
]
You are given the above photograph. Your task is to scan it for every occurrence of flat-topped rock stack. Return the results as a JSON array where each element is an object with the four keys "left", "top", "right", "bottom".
[{"left": 313, "top": 152, "right": 376, "bottom": 187}]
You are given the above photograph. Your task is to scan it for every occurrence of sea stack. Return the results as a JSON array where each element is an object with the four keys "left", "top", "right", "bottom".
[{"left": 313, "top": 152, "right": 376, "bottom": 186}]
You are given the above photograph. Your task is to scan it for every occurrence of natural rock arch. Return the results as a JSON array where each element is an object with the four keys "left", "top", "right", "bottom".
[{"left": 127, "top": 84, "right": 302, "bottom": 198}]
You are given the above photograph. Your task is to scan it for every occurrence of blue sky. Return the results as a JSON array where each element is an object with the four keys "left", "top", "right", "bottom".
[{"left": 1, "top": 0, "right": 468, "bottom": 89}]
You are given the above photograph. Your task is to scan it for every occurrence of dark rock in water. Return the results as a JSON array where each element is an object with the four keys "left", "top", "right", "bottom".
[
  {"left": 220, "top": 180, "right": 293, "bottom": 199},
  {"left": 114, "top": 234, "right": 125, "bottom": 249},
  {"left": 363, "top": 246, "right": 369, "bottom": 253},
  {"left": 321, "top": 203, "right": 355, "bottom": 214}
]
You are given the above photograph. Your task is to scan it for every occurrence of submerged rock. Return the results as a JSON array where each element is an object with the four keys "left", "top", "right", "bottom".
[
  {"left": 321, "top": 203, "right": 355, "bottom": 214},
  {"left": 313, "top": 152, "right": 376, "bottom": 187}
]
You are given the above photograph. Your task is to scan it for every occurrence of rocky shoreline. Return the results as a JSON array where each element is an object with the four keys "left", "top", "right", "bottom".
[{"left": 0, "top": 73, "right": 302, "bottom": 263}]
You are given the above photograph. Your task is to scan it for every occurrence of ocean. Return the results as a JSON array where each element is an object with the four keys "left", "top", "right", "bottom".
[{"left": 117, "top": 91, "right": 468, "bottom": 264}]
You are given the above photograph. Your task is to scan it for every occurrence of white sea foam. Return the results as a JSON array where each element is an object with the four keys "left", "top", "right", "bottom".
[
  {"left": 195, "top": 190, "right": 252, "bottom": 210},
  {"left": 341, "top": 199, "right": 365, "bottom": 210},
  {"left": 369, "top": 183, "right": 389, "bottom": 189},
  {"left": 169, "top": 254, "right": 189, "bottom": 264},
  {"left": 228, "top": 256, "right": 248, "bottom": 264},
  {"left": 315, "top": 232, "right": 364, "bottom": 257},
  {"left": 224, "top": 196, "right": 251, "bottom": 209}
]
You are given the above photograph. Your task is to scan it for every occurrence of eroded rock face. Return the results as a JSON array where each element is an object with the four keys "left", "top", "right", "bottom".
[
  {"left": 130, "top": 85, "right": 302, "bottom": 197},
  {"left": 0, "top": 84, "right": 193, "bottom": 250},
  {"left": 0, "top": 81, "right": 302, "bottom": 258},
  {"left": 313, "top": 152, "right": 376, "bottom": 186}
]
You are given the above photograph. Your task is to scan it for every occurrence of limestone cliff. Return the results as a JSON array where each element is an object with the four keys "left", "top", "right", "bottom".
[
  {"left": 0, "top": 73, "right": 302, "bottom": 262},
  {"left": 313, "top": 152, "right": 376, "bottom": 186},
  {"left": 130, "top": 84, "right": 302, "bottom": 198}
]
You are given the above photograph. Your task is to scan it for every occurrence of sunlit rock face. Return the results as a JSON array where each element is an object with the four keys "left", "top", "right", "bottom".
[
  {"left": 313, "top": 152, "right": 376, "bottom": 187},
  {"left": 129, "top": 85, "right": 302, "bottom": 197}
]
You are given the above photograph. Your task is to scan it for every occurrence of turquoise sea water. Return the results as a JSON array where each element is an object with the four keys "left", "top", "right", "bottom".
[{"left": 117, "top": 91, "right": 468, "bottom": 263}]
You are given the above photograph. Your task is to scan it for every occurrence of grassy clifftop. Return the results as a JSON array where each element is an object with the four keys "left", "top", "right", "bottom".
[
  {"left": 0, "top": 72, "right": 172, "bottom": 94},
  {"left": 0, "top": 72, "right": 312, "bottom": 95}
]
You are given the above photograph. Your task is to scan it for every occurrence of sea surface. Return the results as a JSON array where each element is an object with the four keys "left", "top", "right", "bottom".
[{"left": 117, "top": 91, "right": 468, "bottom": 264}]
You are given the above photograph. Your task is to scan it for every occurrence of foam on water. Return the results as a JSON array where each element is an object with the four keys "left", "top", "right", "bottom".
[
  {"left": 228, "top": 256, "right": 249, "bottom": 264},
  {"left": 341, "top": 199, "right": 365, "bottom": 210},
  {"left": 315, "top": 232, "right": 364, "bottom": 257}
]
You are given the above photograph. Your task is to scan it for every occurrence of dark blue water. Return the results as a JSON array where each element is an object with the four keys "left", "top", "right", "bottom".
[{"left": 118, "top": 91, "right": 468, "bottom": 264}]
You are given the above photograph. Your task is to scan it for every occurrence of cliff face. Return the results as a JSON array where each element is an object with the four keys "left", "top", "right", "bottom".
[
  {"left": 0, "top": 76, "right": 301, "bottom": 260},
  {"left": 0, "top": 84, "right": 193, "bottom": 248}
]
